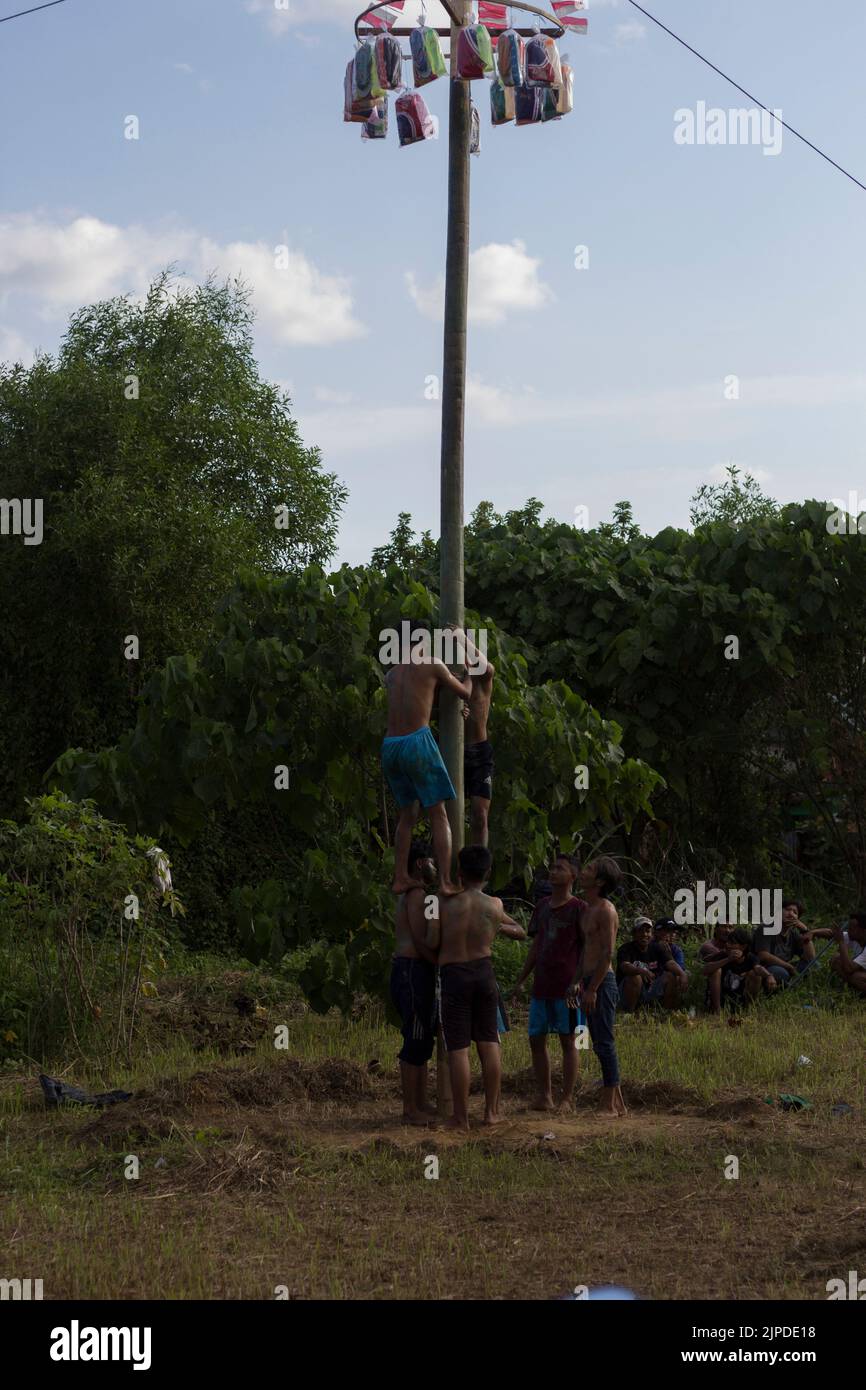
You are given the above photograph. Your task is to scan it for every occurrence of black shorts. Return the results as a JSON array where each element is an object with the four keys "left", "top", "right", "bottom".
[
  {"left": 465, "top": 740, "right": 494, "bottom": 801},
  {"left": 390, "top": 957, "right": 436, "bottom": 1066},
  {"left": 439, "top": 958, "right": 500, "bottom": 1052}
]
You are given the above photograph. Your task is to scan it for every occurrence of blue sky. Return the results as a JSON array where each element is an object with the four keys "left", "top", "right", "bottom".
[{"left": 2, "top": 0, "right": 865, "bottom": 564}]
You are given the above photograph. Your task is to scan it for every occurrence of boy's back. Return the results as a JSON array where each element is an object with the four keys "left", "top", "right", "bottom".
[{"left": 438, "top": 888, "right": 505, "bottom": 965}]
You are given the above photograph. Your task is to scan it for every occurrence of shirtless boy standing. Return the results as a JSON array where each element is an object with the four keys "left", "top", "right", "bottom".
[
  {"left": 576, "top": 857, "right": 627, "bottom": 1117},
  {"left": 390, "top": 839, "right": 438, "bottom": 1127},
  {"left": 427, "top": 845, "right": 526, "bottom": 1130},
  {"left": 382, "top": 620, "right": 473, "bottom": 895}
]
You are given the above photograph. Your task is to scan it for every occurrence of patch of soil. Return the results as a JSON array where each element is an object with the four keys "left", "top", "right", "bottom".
[
  {"left": 137, "top": 972, "right": 305, "bottom": 1056},
  {"left": 702, "top": 1094, "right": 773, "bottom": 1121}
]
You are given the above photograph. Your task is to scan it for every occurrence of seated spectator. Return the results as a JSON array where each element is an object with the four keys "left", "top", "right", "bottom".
[
  {"left": 702, "top": 926, "right": 775, "bottom": 1008},
  {"left": 697, "top": 921, "right": 733, "bottom": 1014},
  {"left": 829, "top": 912, "right": 866, "bottom": 997},
  {"left": 752, "top": 899, "right": 816, "bottom": 988},
  {"left": 617, "top": 917, "right": 687, "bottom": 1012},
  {"left": 655, "top": 918, "right": 687, "bottom": 973}
]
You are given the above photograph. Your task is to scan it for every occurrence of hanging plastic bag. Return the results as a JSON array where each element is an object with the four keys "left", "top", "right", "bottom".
[
  {"left": 496, "top": 28, "right": 524, "bottom": 87},
  {"left": 344, "top": 60, "right": 377, "bottom": 123},
  {"left": 525, "top": 34, "right": 561, "bottom": 88},
  {"left": 470, "top": 101, "right": 481, "bottom": 155},
  {"left": 514, "top": 85, "right": 542, "bottom": 126},
  {"left": 490, "top": 77, "right": 515, "bottom": 126},
  {"left": 456, "top": 23, "right": 494, "bottom": 80},
  {"left": 555, "top": 61, "right": 574, "bottom": 116},
  {"left": 411, "top": 23, "right": 447, "bottom": 87},
  {"left": 362, "top": 96, "right": 389, "bottom": 141},
  {"left": 540, "top": 87, "right": 560, "bottom": 122},
  {"left": 375, "top": 33, "right": 403, "bottom": 91},
  {"left": 396, "top": 91, "right": 436, "bottom": 147},
  {"left": 353, "top": 42, "right": 385, "bottom": 104}
]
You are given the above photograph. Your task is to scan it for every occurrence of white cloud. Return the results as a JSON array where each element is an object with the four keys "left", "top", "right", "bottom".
[
  {"left": 0, "top": 325, "right": 36, "bottom": 368},
  {"left": 614, "top": 20, "right": 647, "bottom": 43},
  {"left": 0, "top": 214, "right": 364, "bottom": 347},
  {"left": 407, "top": 240, "right": 553, "bottom": 326}
]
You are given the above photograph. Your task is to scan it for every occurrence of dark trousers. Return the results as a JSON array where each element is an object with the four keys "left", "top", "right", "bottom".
[{"left": 584, "top": 970, "right": 620, "bottom": 1087}]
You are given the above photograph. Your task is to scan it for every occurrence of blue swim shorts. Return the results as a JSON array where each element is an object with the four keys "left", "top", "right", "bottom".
[
  {"left": 381, "top": 725, "right": 456, "bottom": 809},
  {"left": 528, "top": 998, "right": 586, "bottom": 1037}
]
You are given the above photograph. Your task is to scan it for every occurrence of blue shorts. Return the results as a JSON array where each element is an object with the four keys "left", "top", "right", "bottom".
[
  {"left": 381, "top": 725, "right": 456, "bottom": 809},
  {"left": 528, "top": 998, "right": 586, "bottom": 1037},
  {"left": 617, "top": 975, "right": 666, "bottom": 1011}
]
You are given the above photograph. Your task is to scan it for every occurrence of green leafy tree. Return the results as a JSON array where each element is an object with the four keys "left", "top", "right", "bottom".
[
  {"left": 690, "top": 464, "right": 777, "bottom": 529},
  {"left": 0, "top": 274, "right": 346, "bottom": 813}
]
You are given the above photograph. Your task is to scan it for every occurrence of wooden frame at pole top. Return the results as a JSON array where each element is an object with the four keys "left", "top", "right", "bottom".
[{"left": 354, "top": 2, "right": 566, "bottom": 40}]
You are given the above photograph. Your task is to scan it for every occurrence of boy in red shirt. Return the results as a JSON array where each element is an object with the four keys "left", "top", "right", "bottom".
[{"left": 512, "top": 854, "right": 585, "bottom": 1111}]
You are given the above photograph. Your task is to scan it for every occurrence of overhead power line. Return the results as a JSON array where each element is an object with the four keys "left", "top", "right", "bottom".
[
  {"left": 626, "top": 0, "right": 866, "bottom": 194},
  {"left": 0, "top": 0, "right": 68, "bottom": 23}
]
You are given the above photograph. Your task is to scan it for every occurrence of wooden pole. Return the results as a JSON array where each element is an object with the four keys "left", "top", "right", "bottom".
[{"left": 436, "top": 0, "right": 472, "bottom": 1118}]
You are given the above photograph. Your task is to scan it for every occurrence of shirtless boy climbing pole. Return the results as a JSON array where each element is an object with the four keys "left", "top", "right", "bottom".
[{"left": 382, "top": 620, "right": 473, "bottom": 896}]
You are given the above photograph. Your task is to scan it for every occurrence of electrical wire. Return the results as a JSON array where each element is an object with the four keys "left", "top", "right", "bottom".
[
  {"left": 626, "top": 0, "right": 866, "bottom": 194},
  {"left": 1, "top": 0, "right": 68, "bottom": 23}
]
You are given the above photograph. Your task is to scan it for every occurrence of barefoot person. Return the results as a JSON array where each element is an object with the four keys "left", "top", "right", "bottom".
[
  {"left": 511, "top": 854, "right": 586, "bottom": 1112},
  {"left": 382, "top": 620, "right": 473, "bottom": 895},
  {"left": 577, "top": 857, "right": 626, "bottom": 1117},
  {"left": 427, "top": 845, "right": 526, "bottom": 1131},
  {"left": 453, "top": 627, "right": 495, "bottom": 848},
  {"left": 390, "top": 840, "right": 439, "bottom": 1127}
]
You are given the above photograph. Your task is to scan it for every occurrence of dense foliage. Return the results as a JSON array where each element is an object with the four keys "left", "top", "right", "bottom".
[
  {"left": 0, "top": 275, "right": 346, "bottom": 815},
  {"left": 54, "top": 565, "right": 659, "bottom": 1010},
  {"left": 391, "top": 496, "right": 866, "bottom": 895}
]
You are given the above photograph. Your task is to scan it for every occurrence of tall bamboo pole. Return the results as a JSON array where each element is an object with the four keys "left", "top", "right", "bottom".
[{"left": 436, "top": 0, "right": 472, "bottom": 1118}]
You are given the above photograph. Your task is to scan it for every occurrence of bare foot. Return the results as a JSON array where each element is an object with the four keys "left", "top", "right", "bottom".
[
  {"left": 613, "top": 1086, "right": 628, "bottom": 1116},
  {"left": 531, "top": 1097, "right": 555, "bottom": 1112},
  {"left": 557, "top": 1098, "right": 575, "bottom": 1114},
  {"left": 444, "top": 1116, "right": 470, "bottom": 1131},
  {"left": 483, "top": 1113, "right": 504, "bottom": 1126}
]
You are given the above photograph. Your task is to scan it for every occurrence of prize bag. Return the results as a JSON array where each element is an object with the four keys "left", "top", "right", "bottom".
[
  {"left": 496, "top": 28, "right": 524, "bottom": 87},
  {"left": 525, "top": 33, "right": 562, "bottom": 88},
  {"left": 490, "top": 77, "right": 516, "bottom": 126},
  {"left": 362, "top": 96, "right": 389, "bottom": 142},
  {"left": 344, "top": 60, "right": 377, "bottom": 123},
  {"left": 396, "top": 90, "right": 436, "bottom": 147},
  {"left": 375, "top": 33, "right": 404, "bottom": 91},
  {"left": 411, "top": 23, "right": 447, "bottom": 87},
  {"left": 470, "top": 101, "right": 481, "bottom": 155},
  {"left": 540, "top": 86, "right": 560, "bottom": 122},
  {"left": 353, "top": 42, "right": 385, "bottom": 104},
  {"left": 456, "top": 23, "right": 494, "bottom": 80},
  {"left": 555, "top": 61, "right": 574, "bottom": 116},
  {"left": 514, "top": 85, "right": 542, "bottom": 126}
]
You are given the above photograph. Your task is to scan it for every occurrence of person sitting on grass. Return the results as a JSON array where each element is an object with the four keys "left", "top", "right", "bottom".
[
  {"left": 654, "top": 918, "right": 689, "bottom": 984},
  {"left": 616, "top": 918, "right": 687, "bottom": 1012},
  {"left": 701, "top": 926, "right": 776, "bottom": 1008},
  {"left": 427, "top": 845, "right": 526, "bottom": 1131},
  {"left": 752, "top": 899, "right": 817, "bottom": 988},
  {"left": 828, "top": 911, "right": 866, "bottom": 997},
  {"left": 511, "top": 853, "right": 586, "bottom": 1113},
  {"left": 698, "top": 920, "right": 734, "bottom": 1014},
  {"left": 390, "top": 839, "right": 438, "bottom": 1127}
]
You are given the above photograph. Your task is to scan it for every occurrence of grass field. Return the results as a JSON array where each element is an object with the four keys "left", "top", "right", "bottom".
[{"left": 1, "top": 960, "right": 864, "bottom": 1301}]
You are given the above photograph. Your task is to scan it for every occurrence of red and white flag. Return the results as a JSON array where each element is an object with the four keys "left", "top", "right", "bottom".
[
  {"left": 478, "top": 2, "right": 509, "bottom": 27},
  {"left": 361, "top": 2, "right": 405, "bottom": 30},
  {"left": 553, "top": 1, "right": 589, "bottom": 32}
]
